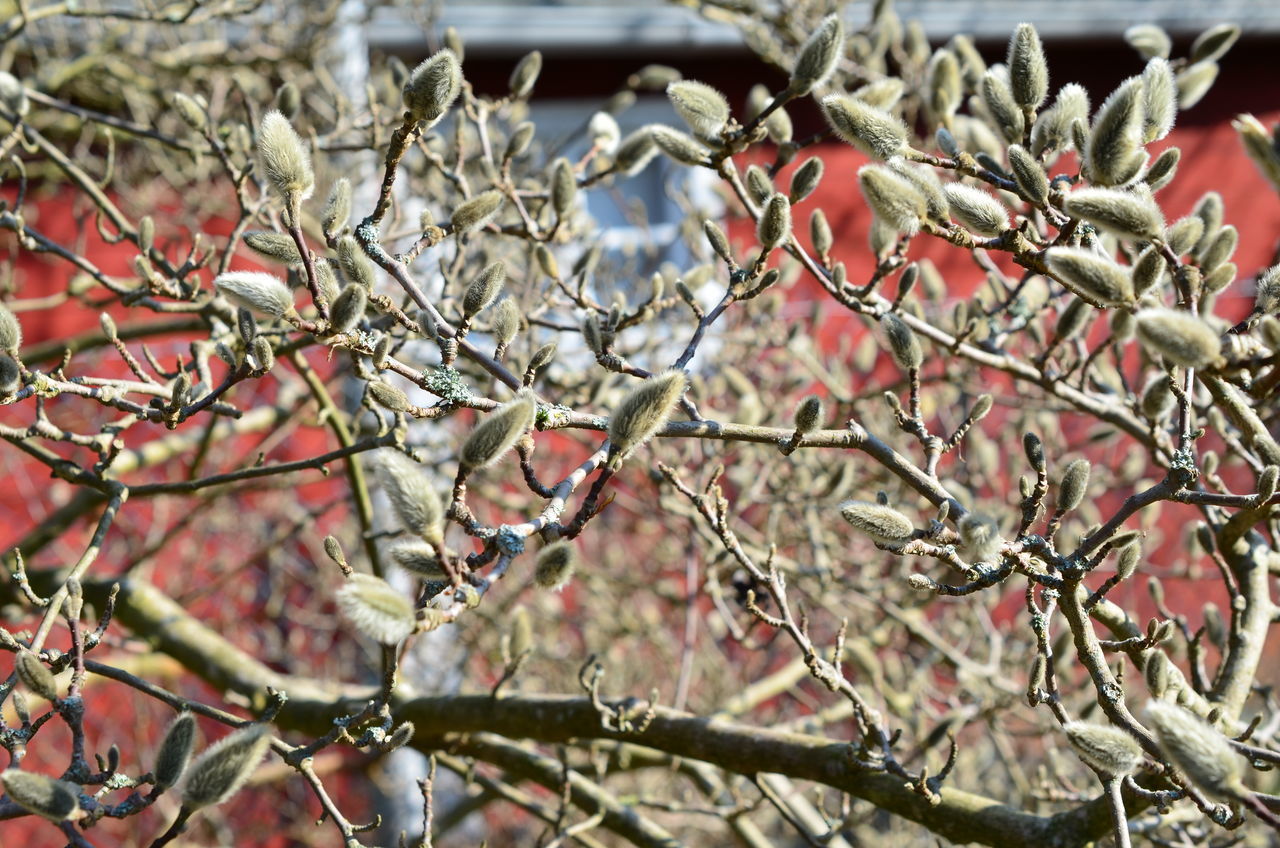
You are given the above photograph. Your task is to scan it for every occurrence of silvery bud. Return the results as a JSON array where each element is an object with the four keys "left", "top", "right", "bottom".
[
  {"left": 154, "top": 712, "right": 197, "bottom": 791},
  {"left": 181, "top": 724, "right": 273, "bottom": 810},
  {"left": 322, "top": 178, "right": 351, "bottom": 240},
  {"left": 1065, "top": 722, "right": 1143, "bottom": 777},
  {"left": 373, "top": 449, "right": 443, "bottom": 545},
  {"left": 257, "top": 110, "right": 314, "bottom": 204},
  {"left": 214, "top": 272, "right": 294, "bottom": 318},
  {"left": 534, "top": 541, "right": 576, "bottom": 591},
  {"left": 1144, "top": 700, "right": 1247, "bottom": 800},
  {"left": 243, "top": 231, "right": 302, "bottom": 264},
  {"left": 757, "top": 193, "right": 792, "bottom": 251},
  {"left": 403, "top": 49, "right": 462, "bottom": 123},
  {"left": 1058, "top": 459, "right": 1091, "bottom": 512},
  {"left": 451, "top": 190, "right": 505, "bottom": 236},
  {"left": 328, "top": 285, "right": 367, "bottom": 334},
  {"left": 509, "top": 50, "right": 542, "bottom": 99},
  {"left": 0, "top": 770, "right": 80, "bottom": 821},
  {"left": 822, "top": 94, "right": 907, "bottom": 160},
  {"left": 336, "top": 574, "right": 416, "bottom": 646},
  {"left": 943, "top": 183, "right": 1008, "bottom": 236},
  {"left": 15, "top": 650, "right": 57, "bottom": 702},
  {"left": 1044, "top": 248, "right": 1135, "bottom": 307},
  {"left": 460, "top": 392, "right": 537, "bottom": 471},
  {"left": 789, "top": 14, "right": 843, "bottom": 95},
  {"left": 1007, "top": 23, "right": 1049, "bottom": 110},
  {"left": 463, "top": 261, "right": 507, "bottom": 318},
  {"left": 666, "top": 80, "right": 730, "bottom": 137},
  {"left": 1063, "top": 187, "right": 1165, "bottom": 241},
  {"left": 1135, "top": 308, "right": 1222, "bottom": 368},
  {"left": 839, "top": 501, "right": 914, "bottom": 545},
  {"left": 607, "top": 371, "right": 686, "bottom": 460}
]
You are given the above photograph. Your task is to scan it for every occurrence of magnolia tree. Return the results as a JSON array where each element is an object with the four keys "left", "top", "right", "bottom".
[{"left": 2, "top": 1, "right": 1280, "bottom": 846}]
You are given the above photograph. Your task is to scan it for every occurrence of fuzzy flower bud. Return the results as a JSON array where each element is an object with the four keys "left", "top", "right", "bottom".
[
  {"left": 0, "top": 770, "right": 80, "bottom": 821},
  {"left": 607, "top": 371, "right": 686, "bottom": 461},
  {"left": 757, "top": 193, "right": 792, "bottom": 251},
  {"left": 336, "top": 574, "right": 416, "bottom": 646},
  {"left": 858, "top": 165, "right": 925, "bottom": 235},
  {"left": 460, "top": 392, "right": 536, "bottom": 471},
  {"left": 257, "top": 110, "right": 314, "bottom": 204},
  {"left": 534, "top": 541, "right": 577, "bottom": 591},
  {"left": 1088, "top": 79, "right": 1146, "bottom": 186},
  {"left": 1135, "top": 308, "right": 1222, "bottom": 368},
  {"left": 463, "top": 262, "right": 507, "bottom": 318},
  {"left": 15, "top": 650, "right": 57, "bottom": 702},
  {"left": 943, "top": 183, "right": 1008, "bottom": 236},
  {"left": 0, "top": 302, "right": 22, "bottom": 352},
  {"left": 509, "top": 50, "right": 542, "bottom": 99},
  {"left": 181, "top": 724, "right": 273, "bottom": 810},
  {"left": 822, "top": 94, "right": 907, "bottom": 160},
  {"left": 550, "top": 158, "right": 577, "bottom": 220},
  {"left": 1063, "top": 187, "right": 1164, "bottom": 241},
  {"left": 214, "top": 271, "right": 294, "bottom": 318},
  {"left": 1144, "top": 700, "right": 1247, "bottom": 800},
  {"left": 839, "top": 501, "right": 914, "bottom": 545},
  {"left": 243, "top": 231, "right": 302, "bottom": 264},
  {"left": 154, "top": 713, "right": 197, "bottom": 791},
  {"left": 666, "top": 80, "right": 729, "bottom": 137},
  {"left": 373, "top": 449, "right": 443, "bottom": 545},
  {"left": 328, "top": 285, "right": 367, "bottom": 334},
  {"left": 789, "top": 14, "right": 843, "bottom": 95},
  {"left": 1058, "top": 458, "right": 1091, "bottom": 512},
  {"left": 1044, "top": 248, "right": 1135, "bottom": 307},
  {"left": 793, "top": 395, "right": 823, "bottom": 434},
  {"left": 880, "top": 312, "right": 923, "bottom": 371},
  {"left": 1008, "top": 23, "right": 1049, "bottom": 110},
  {"left": 1064, "top": 722, "right": 1144, "bottom": 777},
  {"left": 403, "top": 49, "right": 462, "bottom": 123},
  {"left": 388, "top": 541, "right": 446, "bottom": 579},
  {"left": 451, "top": 190, "right": 505, "bottom": 236},
  {"left": 651, "top": 125, "right": 707, "bottom": 165}
]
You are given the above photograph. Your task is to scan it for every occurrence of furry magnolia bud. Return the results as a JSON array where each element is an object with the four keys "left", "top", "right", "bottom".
[
  {"left": 943, "top": 183, "right": 1008, "bottom": 236},
  {"left": 1125, "top": 24, "right": 1171, "bottom": 60},
  {"left": 492, "top": 298, "right": 520, "bottom": 346},
  {"left": 505, "top": 121, "right": 536, "bottom": 160},
  {"left": 958, "top": 512, "right": 1002, "bottom": 563},
  {"left": 0, "top": 72, "right": 29, "bottom": 117},
  {"left": 550, "top": 158, "right": 577, "bottom": 220},
  {"left": 651, "top": 125, "right": 707, "bottom": 166},
  {"left": 534, "top": 540, "right": 577, "bottom": 591},
  {"left": 1008, "top": 23, "right": 1049, "bottom": 110},
  {"left": 822, "top": 94, "right": 907, "bottom": 160},
  {"left": 451, "top": 191, "right": 505, "bottom": 236},
  {"left": 0, "top": 302, "right": 22, "bottom": 352},
  {"left": 1257, "top": 265, "right": 1280, "bottom": 314},
  {"left": 181, "top": 723, "right": 273, "bottom": 811},
  {"left": 509, "top": 50, "right": 542, "bottom": 99},
  {"left": 322, "top": 178, "right": 351, "bottom": 240},
  {"left": 1144, "top": 700, "right": 1247, "bottom": 800},
  {"left": 790, "top": 14, "right": 843, "bottom": 95},
  {"left": 460, "top": 392, "right": 536, "bottom": 471},
  {"left": 328, "top": 285, "right": 367, "bottom": 334},
  {"left": 0, "top": 770, "right": 80, "bottom": 822},
  {"left": 839, "top": 501, "right": 914, "bottom": 545},
  {"left": 243, "top": 231, "right": 302, "bottom": 264},
  {"left": 403, "top": 49, "right": 462, "bottom": 123},
  {"left": 858, "top": 165, "right": 925, "bottom": 235},
  {"left": 214, "top": 271, "right": 294, "bottom": 318},
  {"left": 153, "top": 712, "right": 197, "bottom": 791},
  {"left": 373, "top": 450, "right": 443, "bottom": 545},
  {"left": 1135, "top": 308, "right": 1222, "bottom": 368},
  {"left": 1064, "top": 722, "right": 1143, "bottom": 777},
  {"left": 667, "top": 80, "right": 729, "bottom": 137},
  {"left": 463, "top": 262, "right": 506, "bottom": 318},
  {"left": 613, "top": 126, "right": 659, "bottom": 176},
  {"left": 981, "top": 70, "right": 1025, "bottom": 144},
  {"left": 757, "top": 193, "right": 792, "bottom": 251},
  {"left": 881, "top": 312, "right": 923, "bottom": 371},
  {"left": 1191, "top": 23, "right": 1240, "bottom": 65},
  {"left": 793, "top": 395, "right": 823, "bottom": 434},
  {"left": 588, "top": 111, "right": 620, "bottom": 154},
  {"left": 1008, "top": 145, "right": 1049, "bottom": 205},
  {"left": 1142, "top": 58, "right": 1177, "bottom": 143},
  {"left": 336, "top": 573, "right": 416, "bottom": 645},
  {"left": 607, "top": 371, "right": 686, "bottom": 460},
  {"left": 15, "top": 650, "right": 57, "bottom": 702},
  {"left": 1116, "top": 542, "right": 1141, "bottom": 580},
  {"left": 1063, "top": 187, "right": 1165, "bottom": 241},
  {"left": 811, "top": 209, "right": 833, "bottom": 256},
  {"left": 388, "top": 541, "right": 446, "bottom": 579},
  {"left": 1088, "top": 79, "right": 1146, "bottom": 187},
  {"left": 1044, "top": 248, "right": 1135, "bottom": 307},
  {"left": 257, "top": 110, "right": 314, "bottom": 204},
  {"left": 789, "top": 157, "right": 824, "bottom": 204},
  {"left": 337, "top": 236, "right": 375, "bottom": 289},
  {"left": 1058, "top": 458, "right": 1091, "bottom": 512}
]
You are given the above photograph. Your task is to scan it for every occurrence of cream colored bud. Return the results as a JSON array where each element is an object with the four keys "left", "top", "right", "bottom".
[
  {"left": 666, "top": 80, "right": 730, "bottom": 137},
  {"left": 1117, "top": 542, "right": 1141, "bottom": 579},
  {"left": 257, "top": 110, "right": 314, "bottom": 204},
  {"left": 1008, "top": 23, "right": 1049, "bottom": 110},
  {"left": 337, "top": 236, "right": 375, "bottom": 289},
  {"left": 881, "top": 312, "right": 922, "bottom": 371},
  {"left": 373, "top": 449, "right": 443, "bottom": 545},
  {"left": 858, "top": 165, "right": 925, "bottom": 234},
  {"left": 550, "top": 158, "right": 576, "bottom": 220},
  {"left": 1199, "top": 225, "right": 1237, "bottom": 273},
  {"left": 810, "top": 209, "right": 832, "bottom": 256},
  {"left": 790, "top": 14, "right": 843, "bottom": 94},
  {"left": 793, "top": 395, "right": 823, "bottom": 433},
  {"left": 368, "top": 381, "right": 411, "bottom": 413},
  {"left": 1142, "top": 58, "right": 1177, "bottom": 143},
  {"left": 243, "top": 231, "right": 302, "bottom": 264},
  {"left": 534, "top": 541, "right": 576, "bottom": 591},
  {"left": 607, "top": 371, "right": 686, "bottom": 460},
  {"left": 1045, "top": 248, "right": 1134, "bottom": 307},
  {"left": 460, "top": 392, "right": 536, "bottom": 471},
  {"left": 789, "top": 157, "right": 824, "bottom": 204},
  {"left": 613, "top": 126, "right": 658, "bottom": 175},
  {"left": 15, "top": 650, "right": 57, "bottom": 702},
  {"left": 1065, "top": 722, "right": 1143, "bottom": 777},
  {"left": 505, "top": 121, "right": 536, "bottom": 160},
  {"left": 492, "top": 298, "right": 521, "bottom": 346},
  {"left": 336, "top": 574, "right": 416, "bottom": 646},
  {"left": 1256, "top": 265, "right": 1280, "bottom": 313},
  {"left": 1165, "top": 217, "right": 1204, "bottom": 257},
  {"left": 1135, "top": 308, "right": 1222, "bottom": 368},
  {"left": 1008, "top": 145, "right": 1049, "bottom": 204},
  {"left": 943, "top": 183, "right": 1008, "bottom": 236},
  {"left": 1125, "top": 24, "right": 1171, "bottom": 60},
  {"left": 651, "top": 125, "right": 707, "bottom": 166},
  {"left": 1088, "top": 79, "right": 1146, "bottom": 187},
  {"left": 182, "top": 724, "right": 272, "bottom": 811},
  {"left": 981, "top": 70, "right": 1025, "bottom": 144},
  {"left": 214, "top": 271, "right": 294, "bottom": 318},
  {"left": 1176, "top": 61, "right": 1218, "bottom": 110},
  {"left": 1191, "top": 23, "right": 1240, "bottom": 64},
  {"left": 588, "top": 111, "right": 620, "bottom": 154},
  {"left": 958, "top": 512, "right": 1002, "bottom": 562},
  {"left": 403, "top": 49, "right": 462, "bottom": 123},
  {"left": 388, "top": 541, "right": 446, "bottom": 579},
  {"left": 1144, "top": 146, "right": 1180, "bottom": 191},
  {"left": 171, "top": 92, "right": 204, "bottom": 131},
  {"left": 822, "top": 94, "right": 907, "bottom": 160},
  {"left": 1031, "top": 83, "right": 1090, "bottom": 156},
  {"left": 1144, "top": 700, "right": 1247, "bottom": 800},
  {"left": 0, "top": 302, "right": 21, "bottom": 352},
  {"left": 322, "top": 179, "right": 351, "bottom": 240},
  {"left": 839, "top": 501, "right": 914, "bottom": 545},
  {"left": 1063, "top": 186, "right": 1165, "bottom": 241}
]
